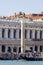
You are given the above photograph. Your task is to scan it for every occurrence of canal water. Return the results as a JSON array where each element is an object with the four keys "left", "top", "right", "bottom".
[{"left": 0, "top": 60, "right": 43, "bottom": 65}]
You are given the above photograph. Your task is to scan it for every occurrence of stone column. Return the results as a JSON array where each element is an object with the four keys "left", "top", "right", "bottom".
[
  {"left": 16, "top": 29, "right": 19, "bottom": 39},
  {"left": 5, "top": 46, "right": 8, "bottom": 53},
  {"left": 5, "top": 28, "right": 8, "bottom": 39},
  {"left": 42, "top": 31, "right": 43, "bottom": 39},
  {"left": 21, "top": 21, "right": 25, "bottom": 53},
  {"left": 0, "top": 28, "right": 2, "bottom": 39},
  {"left": 32, "top": 30, "right": 35, "bottom": 39},
  {"left": 38, "top": 46, "right": 40, "bottom": 52},
  {"left": 37, "top": 30, "right": 40, "bottom": 39},
  {"left": 27, "top": 29, "right": 30, "bottom": 40},
  {"left": 10, "top": 28, "right": 14, "bottom": 39},
  {"left": 17, "top": 47, "right": 19, "bottom": 53}
]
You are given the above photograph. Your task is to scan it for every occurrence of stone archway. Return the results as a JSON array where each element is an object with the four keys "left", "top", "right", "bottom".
[
  {"left": 13, "top": 47, "right": 17, "bottom": 52},
  {"left": 19, "top": 47, "right": 21, "bottom": 53},
  {"left": 2, "top": 45, "right": 5, "bottom": 52},
  {"left": 7, "top": 47, "right": 11, "bottom": 52}
]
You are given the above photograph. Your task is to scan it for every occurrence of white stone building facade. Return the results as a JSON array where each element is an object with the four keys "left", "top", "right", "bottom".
[{"left": 0, "top": 18, "right": 43, "bottom": 53}]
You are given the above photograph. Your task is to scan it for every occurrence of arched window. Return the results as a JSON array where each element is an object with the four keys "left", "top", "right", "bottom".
[
  {"left": 30, "top": 47, "right": 33, "bottom": 52},
  {"left": 2, "top": 29, "right": 5, "bottom": 38},
  {"left": 40, "top": 46, "right": 42, "bottom": 52},
  {"left": 19, "top": 47, "right": 21, "bottom": 53},
  {"left": 35, "top": 45, "right": 38, "bottom": 52},
  {"left": 19, "top": 29, "right": 21, "bottom": 39},
  {"left": 2, "top": 45, "right": 5, "bottom": 52},
  {"left": 13, "top": 47, "right": 17, "bottom": 52},
  {"left": 40, "top": 31, "right": 42, "bottom": 39},
  {"left": 30, "top": 30, "right": 32, "bottom": 39},
  {"left": 8, "top": 29, "right": 10, "bottom": 38},
  {"left": 35, "top": 30, "right": 37, "bottom": 39},
  {"left": 8, "top": 47, "right": 11, "bottom": 52},
  {"left": 25, "top": 29, "right": 27, "bottom": 39},
  {"left": 14, "top": 29, "right": 16, "bottom": 38}
]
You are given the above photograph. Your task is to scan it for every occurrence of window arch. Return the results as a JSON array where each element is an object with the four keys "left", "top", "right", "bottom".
[
  {"left": 35, "top": 45, "right": 38, "bottom": 52},
  {"left": 8, "top": 29, "right": 10, "bottom": 38},
  {"left": 14, "top": 29, "right": 16, "bottom": 38},
  {"left": 19, "top": 47, "right": 21, "bottom": 53},
  {"left": 30, "top": 30, "right": 32, "bottom": 39},
  {"left": 2, "top": 45, "right": 5, "bottom": 52},
  {"left": 35, "top": 30, "right": 37, "bottom": 39},
  {"left": 13, "top": 47, "right": 17, "bottom": 52},
  {"left": 40, "top": 30, "right": 42, "bottom": 39},
  {"left": 19, "top": 29, "right": 21, "bottom": 39},
  {"left": 2, "top": 29, "right": 5, "bottom": 38},
  {"left": 7, "top": 47, "right": 11, "bottom": 52},
  {"left": 25, "top": 29, "right": 27, "bottom": 39},
  {"left": 40, "top": 46, "right": 42, "bottom": 52}
]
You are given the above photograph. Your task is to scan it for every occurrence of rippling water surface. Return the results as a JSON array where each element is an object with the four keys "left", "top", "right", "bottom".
[{"left": 0, "top": 60, "right": 43, "bottom": 65}]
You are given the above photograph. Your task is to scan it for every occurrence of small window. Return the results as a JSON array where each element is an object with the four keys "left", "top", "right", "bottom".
[
  {"left": 13, "top": 47, "right": 17, "bottom": 52},
  {"left": 8, "top": 47, "right": 11, "bottom": 52},
  {"left": 35, "top": 46, "right": 38, "bottom": 52},
  {"left": 40, "top": 46, "right": 42, "bottom": 52},
  {"left": 8, "top": 29, "right": 10, "bottom": 38},
  {"left": 2, "top": 29, "right": 5, "bottom": 38},
  {"left": 2, "top": 45, "right": 5, "bottom": 52},
  {"left": 25, "top": 29, "right": 27, "bottom": 39},
  {"left": 40, "top": 31, "right": 42, "bottom": 39},
  {"left": 19, "top": 29, "right": 21, "bottom": 39},
  {"left": 19, "top": 47, "right": 21, "bottom": 53},
  {"left": 14, "top": 29, "right": 16, "bottom": 38},
  {"left": 30, "top": 30, "right": 32, "bottom": 39},
  {"left": 35, "top": 30, "right": 37, "bottom": 39}
]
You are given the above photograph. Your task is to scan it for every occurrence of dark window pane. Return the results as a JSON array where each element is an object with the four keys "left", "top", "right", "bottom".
[
  {"left": 30, "top": 47, "right": 33, "bottom": 52},
  {"left": 2, "top": 45, "right": 5, "bottom": 52},
  {"left": 40, "top": 46, "right": 42, "bottom": 52},
  {"left": 19, "top": 47, "right": 21, "bottom": 53},
  {"left": 40, "top": 31, "right": 42, "bottom": 39},
  {"left": 2, "top": 29, "right": 5, "bottom": 38},
  {"left": 19, "top": 29, "right": 21, "bottom": 39},
  {"left": 14, "top": 29, "right": 16, "bottom": 38},
  {"left": 8, "top": 47, "right": 11, "bottom": 52},
  {"left": 25, "top": 29, "right": 27, "bottom": 39},
  {"left": 8, "top": 29, "right": 10, "bottom": 38},
  {"left": 35, "top": 46, "right": 38, "bottom": 52},
  {"left": 13, "top": 47, "right": 17, "bottom": 52},
  {"left": 35, "top": 30, "right": 37, "bottom": 39}
]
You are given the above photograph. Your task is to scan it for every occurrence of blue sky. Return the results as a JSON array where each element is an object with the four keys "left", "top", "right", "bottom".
[{"left": 0, "top": 0, "right": 43, "bottom": 16}]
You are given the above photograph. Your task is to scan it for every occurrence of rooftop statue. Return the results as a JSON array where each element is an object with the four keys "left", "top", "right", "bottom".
[{"left": 19, "top": 12, "right": 25, "bottom": 18}]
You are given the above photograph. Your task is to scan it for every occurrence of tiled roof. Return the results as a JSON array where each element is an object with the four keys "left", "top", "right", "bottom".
[
  {"left": 0, "top": 12, "right": 43, "bottom": 19},
  {"left": 8, "top": 14, "right": 43, "bottom": 19}
]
